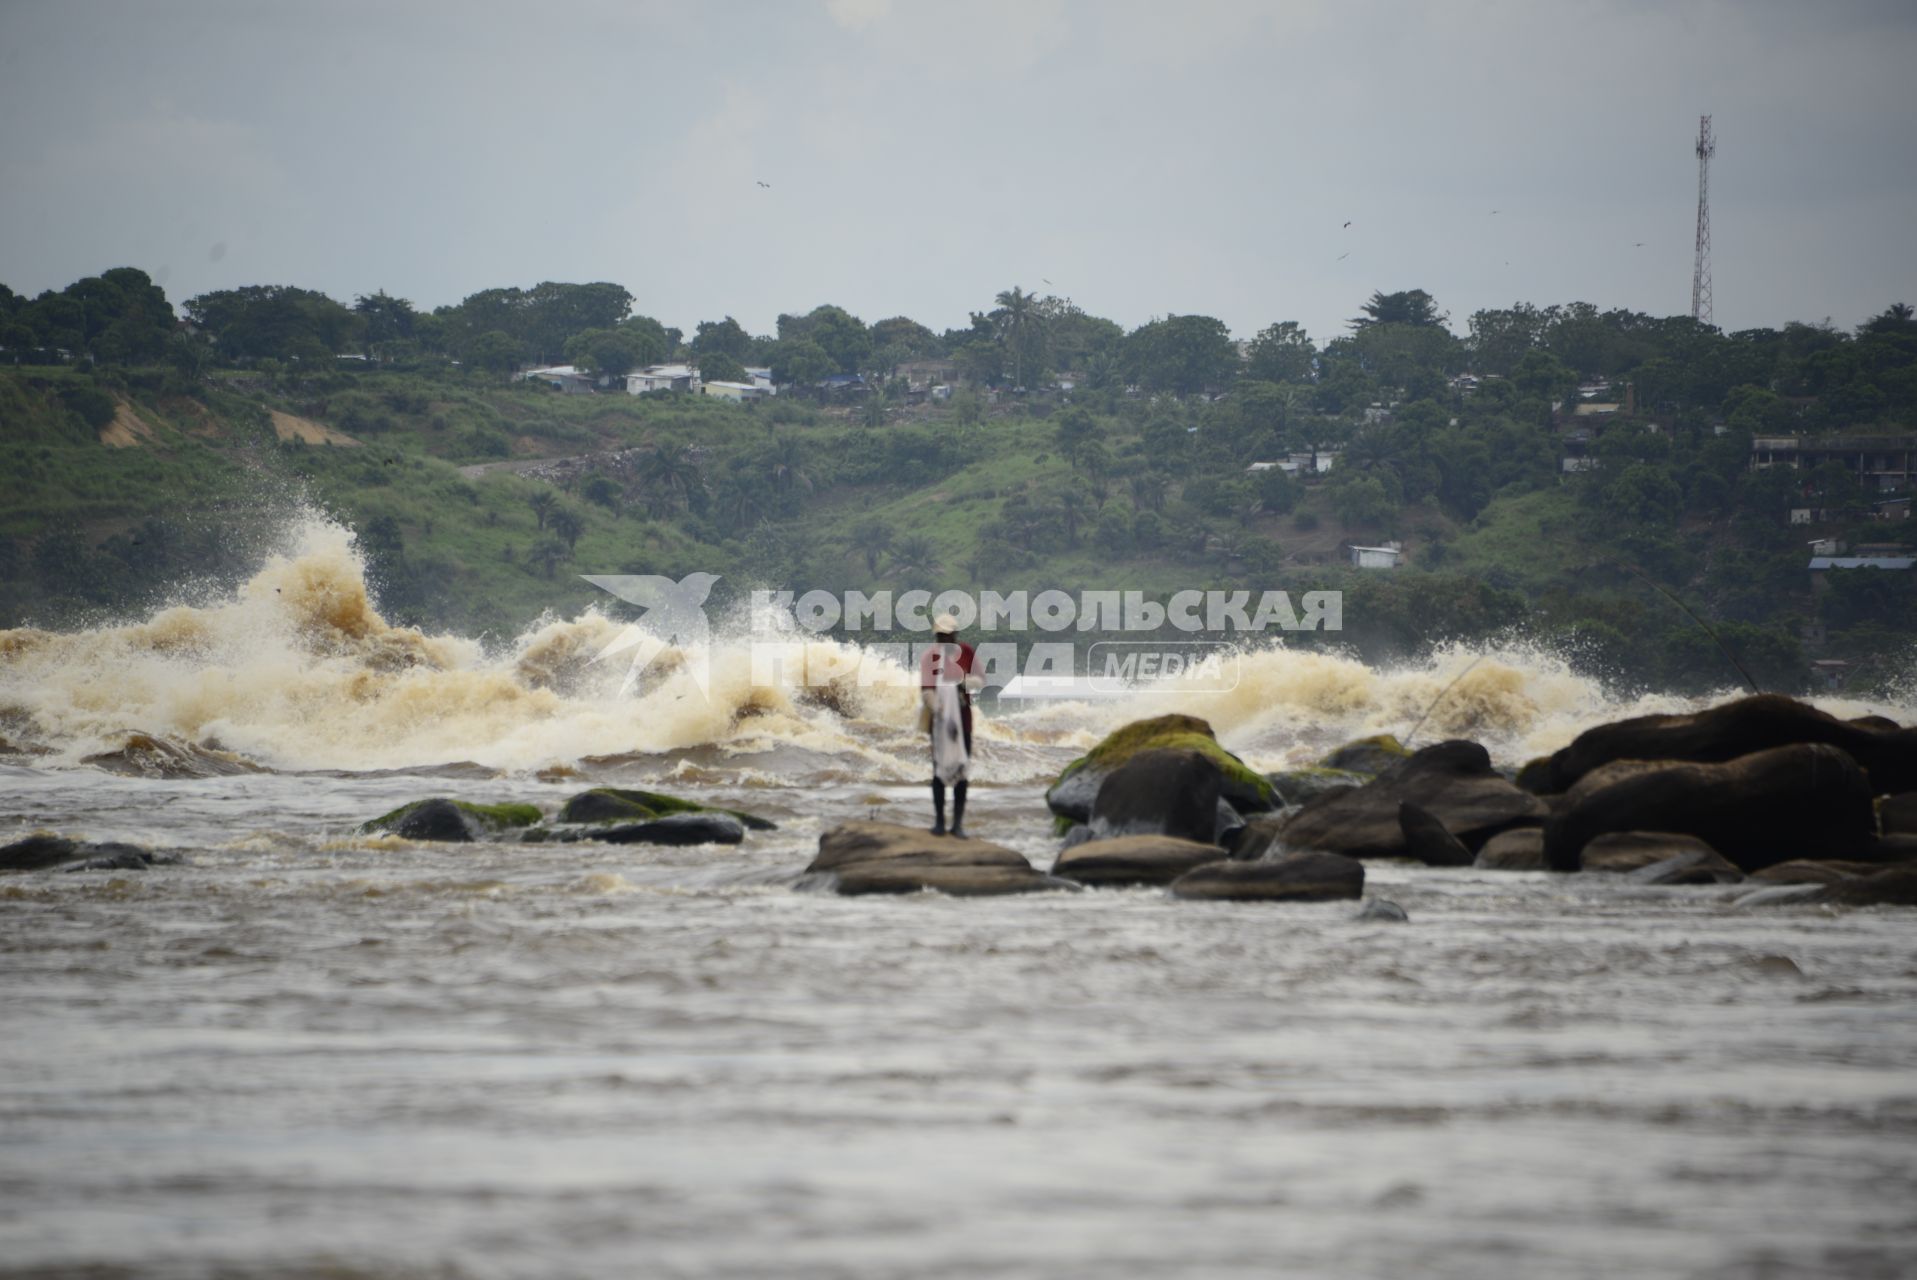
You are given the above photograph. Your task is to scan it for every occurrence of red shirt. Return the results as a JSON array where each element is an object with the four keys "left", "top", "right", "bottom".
[{"left": 920, "top": 641, "right": 976, "bottom": 698}]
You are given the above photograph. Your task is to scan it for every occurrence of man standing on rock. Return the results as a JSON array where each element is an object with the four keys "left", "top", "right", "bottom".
[{"left": 920, "top": 613, "right": 982, "bottom": 837}]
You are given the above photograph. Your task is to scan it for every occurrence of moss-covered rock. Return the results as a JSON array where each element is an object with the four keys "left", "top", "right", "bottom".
[
  {"left": 1316, "top": 734, "right": 1411, "bottom": 777},
  {"left": 556, "top": 787, "right": 775, "bottom": 830},
  {"left": 1046, "top": 714, "right": 1275, "bottom": 822},
  {"left": 360, "top": 798, "right": 543, "bottom": 842}
]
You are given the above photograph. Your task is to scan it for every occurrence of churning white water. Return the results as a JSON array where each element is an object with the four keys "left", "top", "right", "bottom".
[{"left": 3, "top": 517, "right": 1915, "bottom": 1279}]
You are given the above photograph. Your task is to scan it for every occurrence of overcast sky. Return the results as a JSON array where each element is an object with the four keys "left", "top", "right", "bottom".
[{"left": 2, "top": 0, "right": 1913, "bottom": 344}]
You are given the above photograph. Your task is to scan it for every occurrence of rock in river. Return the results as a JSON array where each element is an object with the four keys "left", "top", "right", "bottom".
[
  {"left": 1087, "top": 747, "right": 1224, "bottom": 844},
  {"left": 1278, "top": 740, "right": 1548, "bottom": 859},
  {"left": 805, "top": 821, "right": 1078, "bottom": 897},
  {"left": 360, "top": 798, "right": 543, "bottom": 842},
  {"left": 1541, "top": 743, "right": 1875, "bottom": 873},
  {"left": 1528, "top": 693, "right": 1917, "bottom": 796},
  {"left": 1045, "top": 714, "right": 1275, "bottom": 825},
  {"left": 1169, "top": 851, "right": 1365, "bottom": 902},
  {"left": 1051, "top": 835, "right": 1229, "bottom": 888}
]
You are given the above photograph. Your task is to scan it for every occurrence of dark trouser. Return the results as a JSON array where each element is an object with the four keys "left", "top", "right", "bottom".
[{"left": 930, "top": 705, "right": 973, "bottom": 835}]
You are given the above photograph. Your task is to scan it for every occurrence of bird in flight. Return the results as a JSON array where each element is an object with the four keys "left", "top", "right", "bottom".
[
  {"left": 1342, "top": 220, "right": 1352, "bottom": 228},
  {"left": 1336, "top": 251, "right": 1350, "bottom": 261},
  {"left": 1042, "top": 278, "right": 1053, "bottom": 285},
  {"left": 1634, "top": 241, "right": 1645, "bottom": 247},
  {"left": 1490, "top": 209, "right": 1500, "bottom": 215},
  {"left": 756, "top": 180, "right": 770, "bottom": 189}
]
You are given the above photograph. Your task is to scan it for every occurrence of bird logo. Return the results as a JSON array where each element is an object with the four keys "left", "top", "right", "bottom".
[{"left": 582, "top": 572, "right": 720, "bottom": 699}]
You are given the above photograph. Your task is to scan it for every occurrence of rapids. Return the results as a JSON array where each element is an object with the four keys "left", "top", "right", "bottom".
[{"left": 4, "top": 515, "right": 1916, "bottom": 1278}]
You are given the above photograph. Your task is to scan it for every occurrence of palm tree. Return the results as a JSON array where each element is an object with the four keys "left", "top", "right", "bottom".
[
  {"left": 1057, "top": 486, "right": 1091, "bottom": 547},
  {"left": 548, "top": 506, "right": 584, "bottom": 551},
  {"left": 890, "top": 533, "right": 939, "bottom": 576},
  {"left": 768, "top": 437, "right": 811, "bottom": 498},
  {"left": 1130, "top": 472, "right": 1168, "bottom": 513},
  {"left": 848, "top": 518, "right": 893, "bottom": 575},
  {"left": 528, "top": 537, "right": 569, "bottom": 579},
  {"left": 528, "top": 490, "right": 556, "bottom": 530},
  {"left": 993, "top": 286, "right": 1047, "bottom": 388},
  {"left": 638, "top": 440, "right": 702, "bottom": 512},
  {"left": 715, "top": 474, "right": 767, "bottom": 528}
]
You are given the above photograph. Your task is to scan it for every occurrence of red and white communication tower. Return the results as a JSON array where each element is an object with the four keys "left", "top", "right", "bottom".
[{"left": 1691, "top": 114, "right": 1715, "bottom": 327}]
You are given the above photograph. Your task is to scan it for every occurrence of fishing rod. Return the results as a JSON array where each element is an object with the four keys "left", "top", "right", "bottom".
[
  {"left": 1402, "top": 653, "right": 1485, "bottom": 750},
  {"left": 1612, "top": 560, "right": 1760, "bottom": 695}
]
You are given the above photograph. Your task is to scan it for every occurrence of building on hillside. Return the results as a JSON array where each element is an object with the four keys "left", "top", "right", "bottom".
[
  {"left": 743, "top": 366, "right": 775, "bottom": 392},
  {"left": 1750, "top": 434, "right": 1917, "bottom": 492},
  {"left": 627, "top": 364, "right": 699, "bottom": 394},
  {"left": 516, "top": 364, "right": 599, "bottom": 394},
  {"left": 1808, "top": 536, "right": 1844, "bottom": 556},
  {"left": 702, "top": 380, "right": 769, "bottom": 402},
  {"left": 1808, "top": 554, "right": 1914, "bottom": 573},
  {"left": 1346, "top": 540, "right": 1404, "bottom": 569},
  {"left": 1873, "top": 497, "right": 1912, "bottom": 521}
]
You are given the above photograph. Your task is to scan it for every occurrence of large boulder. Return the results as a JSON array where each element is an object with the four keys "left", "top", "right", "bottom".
[
  {"left": 360, "top": 798, "right": 542, "bottom": 842},
  {"left": 804, "top": 821, "right": 1077, "bottom": 897},
  {"left": 1170, "top": 851, "right": 1365, "bottom": 902},
  {"left": 1541, "top": 743, "right": 1876, "bottom": 873},
  {"left": 1277, "top": 740, "right": 1549, "bottom": 859},
  {"left": 1045, "top": 714, "right": 1275, "bottom": 824},
  {"left": 1528, "top": 694, "right": 1917, "bottom": 796},
  {"left": 1397, "top": 802, "right": 1473, "bottom": 867},
  {"left": 558, "top": 787, "right": 775, "bottom": 830},
  {"left": 1475, "top": 828, "right": 1546, "bottom": 870},
  {"left": 1051, "top": 835, "right": 1229, "bottom": 888},
  {"left": 1087, "top": 747, "right": 1221, "bottom": 843}
]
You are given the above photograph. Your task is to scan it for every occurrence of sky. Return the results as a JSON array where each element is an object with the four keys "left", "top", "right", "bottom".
[{"left": 2, "top": 0, "right": 1913, "bottom": 344}]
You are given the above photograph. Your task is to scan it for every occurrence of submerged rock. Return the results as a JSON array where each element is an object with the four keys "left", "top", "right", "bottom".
[
  {"left": 1542, "top": 743, "right": 1876, "bottom": 873},
  {"left": 1169, "top": 851, "right": 1365, "bottom": 902},
  {"left": 1581, "top": 831, "right": 1724, "bottom": 874},
  {"left": 1355, "top": 898, "right": 1409, "bottom": 923},
  {"left": 81, "top": 732, "right": 267, "bottom": 779},
  {"left": 805, "top": 821, "right": 1077, "bottom": 897},
  {"left": 1051, "top": 835, "right": 1229, "bottom": 888},
  {"left": 1475, "top": 828, "right": 1546, "bottom": 871},
  {"left": 1749, "top": 860, "right": 1884, "bottom": 886},
  {"left": 360, "top": 798, "right": 543, "bottom": 842},
  {"left": 1819, "top": 864, "right": 1917, "bottom": 906},
  {"left": 577, "top": 812, "right": 745, "bottom": 846},
  {"left": 1278, "top": 740, "right": 1548, "bottom": 859},
  {"left": 1623, "top": 847, "right": 1746, "bottom": 885},
  {"left": 1045, "top": 714, "right": 1275, "bottom": 825},
  {"left": 0, "top": 835, "right": 163, "bottom": 872},
  {"left": 1530, "top": 694, "right": 1917, "bottom": 796},
  {"left": 557, "top": 787, "right": 775, "bottom": 830}
]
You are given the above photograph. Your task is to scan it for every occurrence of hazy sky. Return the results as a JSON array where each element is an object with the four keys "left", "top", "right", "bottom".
[{"left": 2, "top": 0, "right": 1913, "bottom": 344}]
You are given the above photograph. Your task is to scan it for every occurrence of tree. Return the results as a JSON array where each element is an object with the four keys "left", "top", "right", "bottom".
[
  {"left": 548, "top": 507, "right": 584, "bottom": 551},
  {"left": 1350, "top": 289, "right": 1446, "bottom": 330},
  {"left": 691, "top": 316, "right": 752, "bottom": 361},
  {"left": 354, "top": 290, "right": 417, "bottom": 359},
  {"left": 890, "top": 534, "right": 939, "bottom": 576},
  {"left": 1124, "top": 314, "right": 1239, "bottom": 394},
  {"left": 848, "top": 518, "right": 893, "bottom": 574},
  {"left": 1055, "top": 407, "right": 1097, "bottom": 469},
  {"left": 528, "top": 538, "right": 569, "bottom": 579},
  {"left": 770, "top": 338, "right": 835, "bottom": 388},
  {"left": 777, "top": 305, "right": 870, "bottom": 374},
  {"left": 529, "top": 490, "right": 556, "bottom": 530},
  {"left": 1467, "top": 304, "right": 1545, "bottom": 376},
  {"left": 698, "top": 352, "right": 749, "bottom": 384},
  {"left": 991, "top": 286, "right": 1048, "bottom": 387},
  {"left": 1245, "top": 321, "right": 1317, "bottom": 384},
  {"left": 465, "top": 330, "right": 523, "bottom": 378},
  {"left": 564, "top": 327, "right": 650, "bottom": 380},
  {"left": 184, "top": 284, "right": 361, "bottom": 360},
  {"left": 582, "top": 474, "right": 622, "bottom": 512}
]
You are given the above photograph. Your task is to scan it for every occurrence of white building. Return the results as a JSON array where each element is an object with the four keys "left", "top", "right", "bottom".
[
  {"left": 626, "top": 364, "right": 700, "bottom": 395},
  {"left": 702, "top": 380, "right": 769, "bottom": 402},
  {"left": 1347, "top": 541, "right": 1403, "bottom": 569},
  {"left": 516, "top": 364, "right": 600, "bottom": 394}
]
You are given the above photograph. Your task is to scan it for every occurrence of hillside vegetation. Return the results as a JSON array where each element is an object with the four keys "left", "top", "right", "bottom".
[{"left": 3, "top": 271, "right": 1915, "bottom": 696}]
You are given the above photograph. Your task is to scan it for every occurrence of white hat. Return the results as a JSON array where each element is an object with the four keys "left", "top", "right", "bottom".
[{"left": 934, "top": 613, "right": 960, "bottom": 633}]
